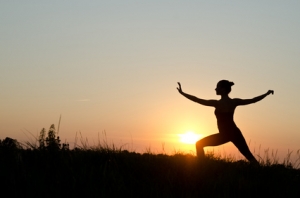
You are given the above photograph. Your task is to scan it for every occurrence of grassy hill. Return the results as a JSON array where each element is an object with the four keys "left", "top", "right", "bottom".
[{"left": 1, "top": 143, "right": 300, "bottom": 197}]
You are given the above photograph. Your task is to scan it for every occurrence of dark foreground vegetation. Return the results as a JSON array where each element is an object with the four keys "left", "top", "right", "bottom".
[{"left": 1, "top": 125, "right": 300, "bottom": 197}]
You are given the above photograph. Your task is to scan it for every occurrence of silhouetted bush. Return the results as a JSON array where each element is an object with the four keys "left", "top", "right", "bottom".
[
  {"left": 38, "top": 124, "right": 69, "bottom": 151},
  {"left": 0, "top": 137, "right": 22, "bottom": 150}
]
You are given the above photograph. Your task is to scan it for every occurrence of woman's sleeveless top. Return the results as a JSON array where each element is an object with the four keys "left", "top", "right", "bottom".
[{"left": 214, "top": 109, "right": 239, "bottom": 134}]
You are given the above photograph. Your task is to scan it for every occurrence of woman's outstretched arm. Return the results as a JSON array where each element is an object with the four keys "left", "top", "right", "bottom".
[
  {"left": 235, "top": 90, "right": 274, "bottom": 106},
  {"left": 177, "top": 82, "right": 217, "bottom": 107}
]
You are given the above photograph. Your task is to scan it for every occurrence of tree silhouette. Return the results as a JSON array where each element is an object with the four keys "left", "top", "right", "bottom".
[
  {"left": 0, "top": 137, "right": 22, "bottom": 150},
  {"left": 38, "top": 124, "right": 69, "bottom": 150}
]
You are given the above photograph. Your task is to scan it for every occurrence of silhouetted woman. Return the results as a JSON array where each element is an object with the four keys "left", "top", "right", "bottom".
[{"left": 177, "top": 80, "right": 274, "bottom": 164}]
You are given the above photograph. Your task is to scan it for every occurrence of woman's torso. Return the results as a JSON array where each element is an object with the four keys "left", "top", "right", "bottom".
[{"left": 214, "top": 99, "right": 240, "bottom": 134}]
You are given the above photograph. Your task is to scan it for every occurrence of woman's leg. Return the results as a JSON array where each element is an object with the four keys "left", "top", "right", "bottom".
[
  {"left": 231, "top": 133, "right": 259, "bottom": 164},
  {"left": 196, "top": 133, "right": 229, "bottom": 159}
]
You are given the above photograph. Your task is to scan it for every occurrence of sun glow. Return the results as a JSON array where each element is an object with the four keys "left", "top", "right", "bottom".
[{"left": 178, "top": 131, "right": 202, "bottom": 144}]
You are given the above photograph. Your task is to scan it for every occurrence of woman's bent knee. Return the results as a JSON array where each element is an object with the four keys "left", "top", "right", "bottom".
[{"left": 196, "top": 139, "right": 204, "bottom": 148}]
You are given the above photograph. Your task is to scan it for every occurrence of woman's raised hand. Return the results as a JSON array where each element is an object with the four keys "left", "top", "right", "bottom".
[
  {"left": 177, "top": 82, "right": 183, "bottom": 93},
  {"left": 267, "top": 90, "right": 274, "bottom": 95}
]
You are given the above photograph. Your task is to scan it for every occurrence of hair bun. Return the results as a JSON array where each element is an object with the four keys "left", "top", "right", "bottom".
[{"left": 217, "top": 80, "right": 234, "bottom": 94}]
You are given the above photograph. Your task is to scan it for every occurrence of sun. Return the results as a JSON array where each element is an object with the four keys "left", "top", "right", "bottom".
[{"left": 178, "top": 131, "right": 202, "bottom": 144}]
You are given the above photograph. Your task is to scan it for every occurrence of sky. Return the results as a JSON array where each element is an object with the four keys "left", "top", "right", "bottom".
[{"left": 1, "top": 1, "right": 300, "bottom": 162}]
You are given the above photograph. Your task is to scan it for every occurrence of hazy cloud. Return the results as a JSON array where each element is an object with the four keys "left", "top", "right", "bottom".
[{"left": 75, "top": 99, "right": 90, "bottom": 102}]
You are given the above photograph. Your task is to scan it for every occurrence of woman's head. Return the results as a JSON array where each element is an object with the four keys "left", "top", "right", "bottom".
[{"left": 216, "top": 80, "right": 234, "bottom": 95}]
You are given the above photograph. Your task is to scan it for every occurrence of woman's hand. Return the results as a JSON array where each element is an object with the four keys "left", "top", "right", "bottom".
[
  {"left": 177, "top": 82, "right": 183, "bottom": 94},
  {"left": 267, "top": 90, "right": 274, "bottom": 95}
]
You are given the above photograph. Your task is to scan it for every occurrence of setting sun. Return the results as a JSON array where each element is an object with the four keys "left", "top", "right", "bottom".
[{"left": 178, "top": 131, "right": 202, "bottom": 144}]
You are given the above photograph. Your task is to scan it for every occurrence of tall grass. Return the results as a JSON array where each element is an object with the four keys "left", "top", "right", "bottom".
[
  {"left": 1, "top": 124, "right": 300, "bottom": 197},
  {"left": 1, "top": 143, "right": 299, "bottom": 197}
]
